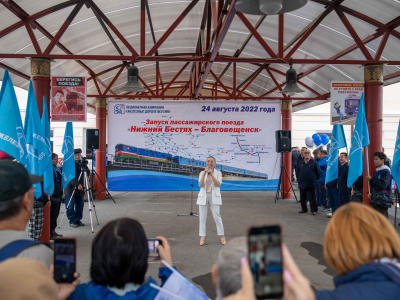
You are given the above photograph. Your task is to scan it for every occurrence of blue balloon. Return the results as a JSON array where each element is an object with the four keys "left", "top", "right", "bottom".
[
  {"left": 320, "top": 134, "right": 330, "bottom": 145},
  {"left": 312, "top": 134, "right": 321, "bottom": 146}
]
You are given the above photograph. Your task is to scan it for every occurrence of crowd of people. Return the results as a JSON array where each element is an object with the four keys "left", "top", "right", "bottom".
[
  {"left": 291, "top": 146, "right": 396, "bottom": 219},
  {"left": 1, "top": 148, "right": 400, "bottom": 299}
]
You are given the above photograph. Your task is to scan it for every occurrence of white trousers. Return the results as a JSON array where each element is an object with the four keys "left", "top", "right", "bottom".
[{"left": 199, "top": 193, "right": 224, "bottom": 237}]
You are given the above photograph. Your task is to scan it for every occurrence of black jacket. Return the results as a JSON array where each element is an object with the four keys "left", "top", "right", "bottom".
[
  {"left": 338, "top": 162, "right": 349, "bottom": 192},
  {"left": 34, "top": 182, "right": 48, "bottom": 208},
  {"left": 51, "top": 166, "right": 63, "bottom": 200},
  {"left": 298, "top": 158, "right": 321, "bottom": 189},
  {"left": 64, "top": 162, "right": 85, "bottom": 197},
  {"left": 292, "top": 151, "right": 300, "bottom": 167},
  {"left": 369, "top": 165, "right": 392, "bottom": 208}
]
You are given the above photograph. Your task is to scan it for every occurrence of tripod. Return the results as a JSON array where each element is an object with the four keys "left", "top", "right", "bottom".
[
  {"left": 59, "top": 169, "right": 99, "bottom": 233},
  {"left": 90, "top": 147, "right": 115, "bottom": 203},
  {"left": 178, "top": 158, "right": 198, "bottom": 217},
  {"left": 275, "top": 153, "right": 298, "bottom": 203}
]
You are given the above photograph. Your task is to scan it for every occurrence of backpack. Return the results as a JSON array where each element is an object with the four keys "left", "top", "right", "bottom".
[{"left": 0, "top": 240, "right": 50, "bottom": 263}]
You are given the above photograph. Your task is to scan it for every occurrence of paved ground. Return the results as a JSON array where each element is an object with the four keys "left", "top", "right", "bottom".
[{"left": 53, "top": 188, "right": 400, "bottom": 298}]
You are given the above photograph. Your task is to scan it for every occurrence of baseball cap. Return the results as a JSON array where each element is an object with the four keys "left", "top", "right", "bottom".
[
  {"left": 74, "top": 148, "right": 82, "bottom": 154},
  {"left": 0, "top": 160, "right": 42, "bottom": 202}
]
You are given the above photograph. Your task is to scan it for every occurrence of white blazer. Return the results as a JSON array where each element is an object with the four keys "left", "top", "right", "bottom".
[{"left": 197, "top": 169, "right": 222, "bottom": 206}]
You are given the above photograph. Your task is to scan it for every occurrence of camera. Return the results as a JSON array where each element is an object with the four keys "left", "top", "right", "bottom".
[{"left": 78, "top": 157, "right": 90, "bottom": 171}]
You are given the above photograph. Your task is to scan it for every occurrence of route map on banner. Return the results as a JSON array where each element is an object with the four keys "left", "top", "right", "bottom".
[{"left": 107, "top": 100, "right": 281, "bottom": 191}]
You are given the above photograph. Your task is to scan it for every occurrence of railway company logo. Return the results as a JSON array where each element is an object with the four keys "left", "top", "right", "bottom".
[{"left": 114, "top": 104, "right": 125, "bottom": 114}]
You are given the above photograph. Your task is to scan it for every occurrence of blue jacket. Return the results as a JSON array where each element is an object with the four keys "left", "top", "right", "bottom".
[
  {"left": 315, "top": 262, "right": 400, "bottom": 300},
  {"left": 337, "top": 162, "right": 349, "bottom": 191},
  {"left": 297, "top": 158, "right": 320, "bottom": 189},
  {"left": 317, "top": 156, "right": 328, "bottom": 183},
  {"left": 68, "top": 267, "right": 173, "bottom": 300}
]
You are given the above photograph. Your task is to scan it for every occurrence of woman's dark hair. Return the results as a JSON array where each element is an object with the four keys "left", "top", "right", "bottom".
[{"left": 90, "top": 218, "right": 149, "bottom": 288}]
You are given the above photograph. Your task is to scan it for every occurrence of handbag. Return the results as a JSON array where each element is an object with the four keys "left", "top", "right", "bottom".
[{"left": 370, "top": 190, "right": 392, "bottom": 208}]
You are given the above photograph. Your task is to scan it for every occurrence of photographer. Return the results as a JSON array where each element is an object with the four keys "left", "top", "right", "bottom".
[{"left": 64, "top": 149, "right": 85, "bottom": 228}]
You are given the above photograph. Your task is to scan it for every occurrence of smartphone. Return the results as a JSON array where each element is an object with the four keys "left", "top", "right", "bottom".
[
  {"left": 147, "top": 238, "right": 162, "bottom": 258},
  {"left": 53, "top": 237, "right": 76, "bottom": 283},
  {"left": 248, "top": 225, "right": 283, "bottom": 299}
]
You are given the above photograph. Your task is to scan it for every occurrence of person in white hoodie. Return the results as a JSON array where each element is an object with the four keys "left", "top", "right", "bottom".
[
  {"left": 367, "top": 151, "right": 392, "bottom": 218},
  {"left": 197, "top": 156, "right": 226, "bottom": 246}
]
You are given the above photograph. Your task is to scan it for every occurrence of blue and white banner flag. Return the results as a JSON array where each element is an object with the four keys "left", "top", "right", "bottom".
[
  {"left": 347, "top": 93, "right": 370, "bottom": 188},
  {"left": 24, "top": 82, "right": 50, "bottom": 198},
  {"left": 62, "top": 122, "right": 75, "bottom": 189},
  {"left": 153, "top": 260, "right": 209, "bottom": 300},
  {"left": 326, "top": 124, "right": 347, "bottom": 185},
  {"left": 41, "top": 97, "right": 54, "bottom": 196},
  {"left": 392, "top": 120, "right": 400, "bottom": 187},
  {"left": 0, "top": 69, "right": 29, "bottom": 167}
]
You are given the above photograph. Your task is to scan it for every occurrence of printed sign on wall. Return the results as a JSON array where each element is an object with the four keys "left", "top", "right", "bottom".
[
  {"left": 51, "top": 77, "right": 87, "bottom": 122},
  {"left": 330, "top": 81, "right": 364, "bottom": 125}
]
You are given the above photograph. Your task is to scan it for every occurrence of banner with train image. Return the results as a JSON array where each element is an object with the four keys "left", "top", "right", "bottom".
[{"left": 107, "top": 100, "right": 281, "bottom": 191}]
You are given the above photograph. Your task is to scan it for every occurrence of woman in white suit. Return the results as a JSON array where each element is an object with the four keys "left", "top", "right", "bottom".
[{"left": 197, "top": 156, "right": 226, "bottom": 246}]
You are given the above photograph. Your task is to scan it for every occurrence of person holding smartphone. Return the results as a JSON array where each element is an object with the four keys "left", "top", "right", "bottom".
[{"left": 197, "top": 156, "right": 226, "bottom": 246}]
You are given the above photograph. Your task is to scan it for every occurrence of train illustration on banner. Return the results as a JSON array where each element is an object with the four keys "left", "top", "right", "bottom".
[{"left": 111, "top": 143, "right": 268, "bottom": 179}]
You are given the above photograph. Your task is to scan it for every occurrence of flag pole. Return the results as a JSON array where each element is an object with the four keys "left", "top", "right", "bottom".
[{"left": 365, "top": 145, "right": 371, "bottom": 194}]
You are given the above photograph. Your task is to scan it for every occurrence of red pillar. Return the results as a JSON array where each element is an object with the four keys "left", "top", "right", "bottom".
[
  {"left": 31, "top": 58, "right": 51, "bottom": 243},
  {"left": 281, "top": 100, "right": 292, "bottom": 198},
  {"left": 363, "top": 64, "right": 383, "bottom": 205},
  {"left": 95, "top": 97, "right": 107, "bottom": 200}
]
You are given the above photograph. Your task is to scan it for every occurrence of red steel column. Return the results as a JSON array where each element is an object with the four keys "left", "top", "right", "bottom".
[
  {"left": 31, "top": 58, "right": 51, "bottom": 243},
  {"left": 363, "top": 64, "right": 383, "bottom": 205},
  {"left": 282, "top": 100, "right": 292, "bottom": 198},
  {"left": 95, "top": 97, "right": 107, "bottom": 200}
]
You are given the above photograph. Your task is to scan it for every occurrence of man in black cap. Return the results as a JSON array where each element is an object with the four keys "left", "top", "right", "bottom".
[
  {"left": 64, "top": 148, "right": 85, "bottom": 228},
  {"left": 0, "top": 161, "right": 52, "bottom": 267}
]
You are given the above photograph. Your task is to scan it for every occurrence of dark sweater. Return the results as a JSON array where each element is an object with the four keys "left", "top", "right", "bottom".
[{"left": 297, "top": 158, "right": 321, "bottom": 189}]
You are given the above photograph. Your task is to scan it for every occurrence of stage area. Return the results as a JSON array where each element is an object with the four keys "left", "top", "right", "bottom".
[{"left": 53, "top": 188, "right": 400, "bottom": 298}]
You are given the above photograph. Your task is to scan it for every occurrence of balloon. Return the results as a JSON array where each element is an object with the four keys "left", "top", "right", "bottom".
[
  {"left": 320, "top": 134, "right": 329, "bottom": 145},
  {"left": 312, "top": 134, "right": 322, "bottom": 147},
  {"left": 305, "top": 136, "right": 314, "bottom": 148}
]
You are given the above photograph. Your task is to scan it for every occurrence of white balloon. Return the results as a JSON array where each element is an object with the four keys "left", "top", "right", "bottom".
[{"left": 305, "top": 136, "right": 314, "bottom": 148}]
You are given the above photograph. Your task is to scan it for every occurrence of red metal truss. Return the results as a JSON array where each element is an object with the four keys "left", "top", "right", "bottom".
[{"left": 0, "top": 0, "right": 399, "bottom": 108}]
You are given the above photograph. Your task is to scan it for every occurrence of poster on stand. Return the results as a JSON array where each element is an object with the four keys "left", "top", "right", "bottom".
[
  {"left": 330, "top": 81, "right": 364, "bottom": 125},
  {"left": 51, "top": 77, "right": 87, "bottom": 122},
  {"left": 107, "top": 100, "right": 282, "bottom": 191}
]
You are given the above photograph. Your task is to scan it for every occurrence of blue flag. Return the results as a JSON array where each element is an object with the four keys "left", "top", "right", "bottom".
[
  {"left": 326, "top": 124, "right": 347, "bottom": 185},
  {"left": 0, "top": 69, "right": 29, "bottom": 167},
  {"left": 24, "top": 82, "right": 50, "bottom": 198},
  {"left": 347, "top": 93, "right": 370, "bottom": 188},
  {"left": 41, "top": 97, "right": 54, "bottom": 196},
  {"left": 62, "top": 122, "right": 75, "bottom": 189},
  {"left": 391, "top": 120, "right": 400, "bottom": 187}
]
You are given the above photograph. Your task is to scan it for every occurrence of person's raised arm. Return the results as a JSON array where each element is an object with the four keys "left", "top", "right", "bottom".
[{"left": 199, "top": 167, "right": 210, "bottom": 188}]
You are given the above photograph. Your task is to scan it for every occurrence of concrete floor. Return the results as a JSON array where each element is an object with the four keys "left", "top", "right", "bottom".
[{"left": 54, "top": 188, "right": 400, "bottom": 298}]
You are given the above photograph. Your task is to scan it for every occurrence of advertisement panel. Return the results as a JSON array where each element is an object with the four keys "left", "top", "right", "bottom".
[
  {"left": 330, "top": 81, "right": 364, "bottom": 125},
  {"left": 107, "top": 100, "right": 282, "bottom": 191},
  {"left": 51, "top": 77, "right": 87, "bottom": 122}
]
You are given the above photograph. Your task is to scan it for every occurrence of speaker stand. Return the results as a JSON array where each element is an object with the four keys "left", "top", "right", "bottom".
[{"left": 275, "top": 153, "right": 298, "bottom": 203}]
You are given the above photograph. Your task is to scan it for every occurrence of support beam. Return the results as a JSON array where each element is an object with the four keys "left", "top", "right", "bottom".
[
  {"left": 147, "top": 0, "right": 199, "bottom": 56},
  {"left": 281, "top": 100, "right": 292, "bottom": 198},
  {"left": 194, "top": 1, "right": 237, "bottom": 98},
  {"left": 363, "top": 64, "right": 383, "bottom": 205},
  {"left": 95, "top": 98, "right": 107, "bottom": 200},
  {"left": 30, "top": 57, "right": 51, "bottom": 244}
]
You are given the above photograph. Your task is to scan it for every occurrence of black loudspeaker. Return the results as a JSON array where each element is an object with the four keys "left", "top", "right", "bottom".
[
  {"left": 276, "top": 130, "right": 291, "bottom": 153},
  {"left": 86, "top": 129, "right": 99, "bottom": 150}
]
